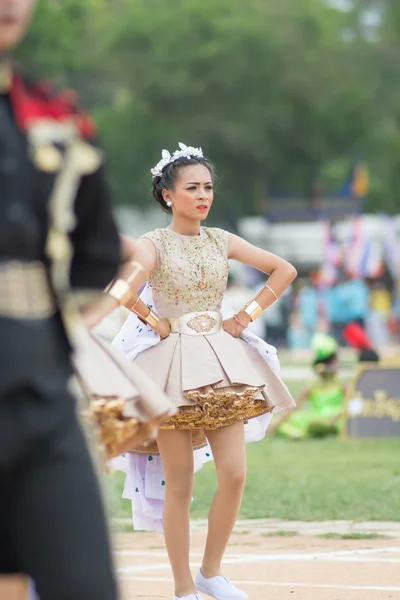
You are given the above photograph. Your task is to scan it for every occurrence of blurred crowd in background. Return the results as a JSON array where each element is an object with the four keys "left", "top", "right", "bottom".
[{"left": 227, "top": 267, "right": 398, "bottom": 350}]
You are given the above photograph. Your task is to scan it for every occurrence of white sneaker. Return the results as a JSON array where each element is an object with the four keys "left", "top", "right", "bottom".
[
  {"left": 174, "top": 594, "right": 205, "bottom": 600},
  {"left": 195, "top": 570, "right": 249, "bottom": 600}
]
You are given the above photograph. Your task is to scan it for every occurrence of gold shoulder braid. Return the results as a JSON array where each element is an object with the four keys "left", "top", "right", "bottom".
[{"left": 0, "top": 60, "right": 11, "bottom": 93}]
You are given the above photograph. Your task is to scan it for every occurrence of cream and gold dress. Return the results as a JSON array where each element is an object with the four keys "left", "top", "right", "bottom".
[
  {"left": 129, "top": 226, "right": 294, "bottom": 452},
  {"left": 112, "top": 226, "right": 295, "bottom": 531}
]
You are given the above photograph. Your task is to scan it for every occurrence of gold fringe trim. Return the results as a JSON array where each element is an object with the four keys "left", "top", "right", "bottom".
[
  {"left": 85, "top": 397, "right": 168, "bottom": 459},
  {"left": 161, "top": 386, "right": 269, "bottom": 431}
]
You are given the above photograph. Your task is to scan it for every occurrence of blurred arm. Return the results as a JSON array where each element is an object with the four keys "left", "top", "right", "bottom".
[{"left": 268, "top": 387, "right": 310, "bottom": 433}]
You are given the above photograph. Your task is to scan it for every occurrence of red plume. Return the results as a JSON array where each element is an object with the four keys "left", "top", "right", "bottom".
[
  {"left": 9, "top": 73, "right": 96, "bottom": 139},
  {"left": 343, "top": 322, "right": 372, "bottom": 350}
]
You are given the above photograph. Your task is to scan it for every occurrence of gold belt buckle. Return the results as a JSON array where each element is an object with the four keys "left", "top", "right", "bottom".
[
  {"left": 186, "top": 313, "right": 217, "bottom": 334},
  {"left": 169, "top": 312, "right": 221, "bottom": 335}
]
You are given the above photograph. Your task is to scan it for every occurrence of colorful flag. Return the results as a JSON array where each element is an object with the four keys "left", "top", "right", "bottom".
[
  {"left": 382, "top": 215, "right": 400, "bottom": 281},
  {"left": 321, "top": 221, "right": 341, "bottom": 285},
  {"left": 340, "top": 161, "right": 370, "bottom": 199},
  {"left": 351, "top": 162, "right": 370, "bottom": 198},
  {"left": 359, "top": 238, "right": 382, "bottom": 278},
  {"left": 345, "top": 216, "right": 364, "bottom": 276},
  {"left": 345, "top": 217, "right": 382, "bottom": 278}
]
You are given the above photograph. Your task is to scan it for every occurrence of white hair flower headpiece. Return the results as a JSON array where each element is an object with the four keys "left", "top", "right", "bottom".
[{"left": 151, "top": 142, "right": 203, "bottom": 179}]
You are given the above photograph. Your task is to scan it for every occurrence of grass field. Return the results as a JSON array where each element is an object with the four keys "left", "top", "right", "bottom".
[
  {"left": 106, "top": 375, "right": 400, "bottom": 524},
  {"left": 107, "top": 437, "right": 400, "bottom": 524}
]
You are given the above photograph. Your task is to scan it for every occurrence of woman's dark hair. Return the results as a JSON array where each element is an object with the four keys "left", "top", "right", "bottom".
[
  {"left": 313, "top": 352, "right": 337, "bottom": 367},
  {"left": 313, "top": 352, "right": 338, "bottom": 375},
  {"left": 152, "top": 156, "right": 215, "bottom": 214}
]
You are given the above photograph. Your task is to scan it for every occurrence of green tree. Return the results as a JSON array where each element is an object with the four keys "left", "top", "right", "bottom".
[{"left": 16, "top": 0, "right": 400, "bottom": 218}]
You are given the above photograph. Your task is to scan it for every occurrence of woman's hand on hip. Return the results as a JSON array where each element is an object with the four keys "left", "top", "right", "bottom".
[
  {"left": 156, "top": 317, "right": 171, "bottom": 340},
  {"left": 223, "top": 316, "right": 246, "bottom": 338}
]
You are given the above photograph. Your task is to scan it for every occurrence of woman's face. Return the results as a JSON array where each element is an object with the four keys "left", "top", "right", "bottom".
[
  {"left": 163, "top": 164, "right": 214, "bottom": 221},
  {"left": 0, "top": 0, "right": 34, "bottom": 52},
  {"left": 318, "top": 355, "right": 338, "bottom": 378}
]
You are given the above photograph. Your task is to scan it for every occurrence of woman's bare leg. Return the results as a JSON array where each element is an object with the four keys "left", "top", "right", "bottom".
[
  {"left": 157, "top": 429, "right": 195, "bottom": 598},
  {"left": 201, "top": 422, "right": 246, "bottom": 578}
]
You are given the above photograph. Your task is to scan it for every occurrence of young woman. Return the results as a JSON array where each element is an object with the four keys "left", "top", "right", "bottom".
[{"left": 90, "top": 143, "right": 297, "bottom": 600}]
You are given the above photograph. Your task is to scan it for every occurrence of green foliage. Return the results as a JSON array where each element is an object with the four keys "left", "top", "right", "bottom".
[
  {"left": 319, "top": 532, "right": 390, "bottom": 540},
  {"left": 15, "top": 0, "right": 400, "bottom": 217},
  {"left": 307, "top": 420, "right": 338, "bottom": 438}
]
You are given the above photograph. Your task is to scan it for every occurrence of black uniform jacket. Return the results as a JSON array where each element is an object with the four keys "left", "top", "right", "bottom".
[{"left": 0, "top": 73, "right": 120, "bottom": 393}]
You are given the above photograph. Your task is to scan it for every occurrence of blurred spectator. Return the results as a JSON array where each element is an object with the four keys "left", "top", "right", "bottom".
[
  {"left": 366, "top": 280, "right": 391, "bottom": 345},
  {"left": 324, "top": 275, "right": 369, "bottom": 344},
  {"left": 287, "top": 311, "right": 310, "bottom": 348},
  {"left": 369, "top": 280, "right": 391, "bottom": 318},
  {"left": 315, "top": 314, "right": 330, "bottom": 334},
  {"left": 265, "top": 287, "right": 291, "bottom": 346},
  {"left": 343, "top": 322, "right": 380, "bottom": 362},
  {"left": 272, "top": 333, "right": 347, "bottom": 439},
  {"left": 297, "top": 278, "right": 319, "bottom": 337}
]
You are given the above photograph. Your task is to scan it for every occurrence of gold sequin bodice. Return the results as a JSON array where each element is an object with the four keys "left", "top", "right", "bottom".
[{"left": 141, "top": 227, "right": 229, "bottom": 318}]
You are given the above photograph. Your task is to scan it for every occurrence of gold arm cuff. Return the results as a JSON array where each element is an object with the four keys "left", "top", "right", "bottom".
[
  {"left": 132, "top": 305, "right": 160, "bottom": 328},
  {"left": 105, "top": 279, "right": 132, "bottom": 304},
  {"left": 265, "top": 283, "right": 279, "bottom": 301},
  {"left": 126, "top": 260, "right": 145, "bottom": 285},
  {"left": 244, "top": 300, "right": 263, "bottom": 322},
  {"left": 144, "top": 309, "right": 160, "bottom": 328},
  {"left": 105, "top": 262, "right": 145, "bottom": 303}
]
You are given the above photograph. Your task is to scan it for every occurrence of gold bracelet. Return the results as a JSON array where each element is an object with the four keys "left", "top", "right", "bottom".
[
  {"left": 244, "top": 300, "right": 263, "bottom": 322},
  {"left": 105, "top": 279, "right": 132, "bottom": 304},
  {"left": 265, "top": 283, "right": 279, "bottom": 301}
]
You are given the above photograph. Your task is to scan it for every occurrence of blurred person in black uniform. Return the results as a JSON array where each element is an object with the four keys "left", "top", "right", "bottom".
[{"left": 0, "top": 1, "right": 120, "bottom": 599}]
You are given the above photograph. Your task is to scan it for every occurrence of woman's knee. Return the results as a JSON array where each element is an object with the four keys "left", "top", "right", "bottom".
[
  {"left": 158, "top": 429, "right": 194, "bottom": 502},
  {"left": 217, "top": 465, "right": 247, "bottom": 492},
  {"left": 165, "top": 469, "right": 194, "bottom": 502}
]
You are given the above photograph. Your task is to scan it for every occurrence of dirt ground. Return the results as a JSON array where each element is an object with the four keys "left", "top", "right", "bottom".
[{"left": 115, "top": 531, "right": 400, "bottom": 600}]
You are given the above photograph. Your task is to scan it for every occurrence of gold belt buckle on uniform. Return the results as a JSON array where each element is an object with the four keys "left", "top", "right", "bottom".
[
  {"left": 169, "top": 311, "right": 222, "bottom": 335},
  {"left": 0, "top": 260, "right": 56, "bottom": 319}
]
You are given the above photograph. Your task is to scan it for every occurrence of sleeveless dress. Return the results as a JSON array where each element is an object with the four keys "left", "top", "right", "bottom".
[{"left": 131, "top": 226, "right": 295, "bottom": 451}]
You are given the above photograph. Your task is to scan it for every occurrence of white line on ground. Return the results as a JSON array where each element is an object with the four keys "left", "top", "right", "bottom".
[
  {"left": 118, "top": 576, "right": 400, "bottom": 592},
  {"left": 116, "top": 545, "right": 400, "bottom": 574},
  {"left": 117, "top": 548, "right": 400, "bottom": 574},
  {"left": 118, "top": 555, "right": 400, "bottom": 575},
  {"left": 116, "top": 546, "right": 400, "bottom": 559},
  {"left": 116, "top": 551, "right": 249, "bottom": 558}
]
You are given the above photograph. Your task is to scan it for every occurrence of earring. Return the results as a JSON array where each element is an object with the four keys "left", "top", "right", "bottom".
[{"left": 166, "top": 201, "right": 172, "bottom": 208}]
